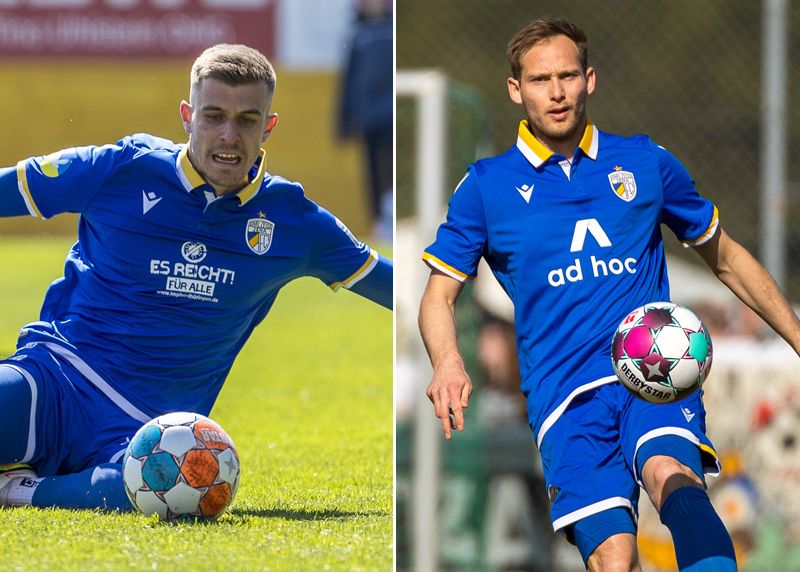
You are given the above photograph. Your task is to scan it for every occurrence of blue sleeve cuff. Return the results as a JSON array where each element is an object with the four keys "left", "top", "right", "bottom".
[
  {"left": 349, "top": 253, "right": 392, "bottom": 310},
  {"left": 0, "top": 165, "right": 33, "bottom": 218}
]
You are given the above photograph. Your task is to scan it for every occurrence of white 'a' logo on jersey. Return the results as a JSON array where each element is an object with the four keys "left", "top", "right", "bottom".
[
  {"left": 547, "top": 218, "right": 636, "bottom": 288},
  {"left": 570, "top": 218, "right": 612, "bottom": 252}
]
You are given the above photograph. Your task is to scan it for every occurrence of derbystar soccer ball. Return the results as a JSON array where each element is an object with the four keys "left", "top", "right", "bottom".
[
  {"left": 122, "top": 412, "right": 240, "bottom": 520},
  {"left": 611, "top": 302, "right": 713, "bottom": 403}
]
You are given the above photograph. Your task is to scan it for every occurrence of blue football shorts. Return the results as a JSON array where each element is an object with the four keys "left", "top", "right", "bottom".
[
  {"left": 0, "top": 344, "right": 146, "bottom": 477},
  {"left": 538, "top": 381, "right": 719, "bottom": 535}
]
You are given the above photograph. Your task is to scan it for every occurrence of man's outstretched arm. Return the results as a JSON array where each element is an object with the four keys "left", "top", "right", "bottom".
[
  {"left": 0, "top": 166, "right": 32, "bottom": 218},
  {"left": 693, "top": 226, "right": 800, "bottom": 354},
  {"left": 418, "top": 269, "right": 472, "bottom": 440},
  {"left": 349, "top": 253, "right": 392, "bottom": 309}
]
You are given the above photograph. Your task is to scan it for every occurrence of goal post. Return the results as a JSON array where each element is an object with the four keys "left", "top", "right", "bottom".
[{"left": 395, "top": 69, "right": 448, "bottom": 572}]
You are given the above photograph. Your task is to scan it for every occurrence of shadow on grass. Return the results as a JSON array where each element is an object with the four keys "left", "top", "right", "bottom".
[
  {"left": 61, "top": 506, "right": 390, "bottom": 526},
  {"left": 229, "top": 507, "right": 390, "bottom": 521}
]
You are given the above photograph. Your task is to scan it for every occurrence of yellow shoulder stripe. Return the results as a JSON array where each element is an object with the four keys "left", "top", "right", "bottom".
[
  {"left": 16, "top": 160, "right": 42, "bottom": 219},
  {"left": 329, "top": 249, "right": 379, "bottom": 291}
]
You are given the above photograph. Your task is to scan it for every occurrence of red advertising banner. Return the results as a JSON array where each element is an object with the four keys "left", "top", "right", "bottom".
[{"left": 0, "top": 0, "right": 275, "bottom": 58}]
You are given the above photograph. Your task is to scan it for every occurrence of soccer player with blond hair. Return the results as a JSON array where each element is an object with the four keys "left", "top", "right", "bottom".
[{"left": 420, "top": 18, "right": 800, "bottom": 571}]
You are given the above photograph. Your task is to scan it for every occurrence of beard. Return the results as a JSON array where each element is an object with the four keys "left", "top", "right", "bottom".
[
  {"left": 524, "top": 92, "right": 589, "bottom": 149},
  {"left": 531, "top": 110, "right": 584, "bottom": 142}
]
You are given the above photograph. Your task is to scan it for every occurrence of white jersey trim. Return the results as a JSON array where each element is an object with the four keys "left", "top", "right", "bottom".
[
  {"left": 632, "top": 426, "right": 721, "bottom": 485},
  {"left": 0, "top": 364, "right": 38, "bottom": 463},
  {"left": 425, "top": 259, "right": 468, "bottom": 282},
  {"left": 516, "top": 136, "right": 546, "bottom": 168},
  {"left": 174, "top": 147, "right": 194, "bottom": 192},
  {"left": 536, "top": 375, "right": 618, "bottom": 448},
  {"left": 682, "top": 206, "right": 719, "bottom": 248},
  {"left": 15, "top": 160, "right": 40, "bottom": 219},
  {"left": 453, "top": 171, "right": 470, "bottom": 193},
  {"left": 36, "top": 342, "right": 152, "bottom": 424},
  {"left": 109, "top": 448, "right": 127, "bottom": 464},
  {"left": 586, "top": 124, "right": 600, "bottom": 159},
  {"left": 552, "top": 496, "right": 634, "bottom": 533},
  {"left": 421, "top": 252, "right": 473, "bottom": 282},
  {"left": 329, "top": 248, "right": 379, "bottom": 291}
]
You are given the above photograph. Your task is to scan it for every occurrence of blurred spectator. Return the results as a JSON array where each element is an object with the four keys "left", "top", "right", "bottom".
[
  {"left": 337, "top": 0, "right": 393, "bottom": 242},
  {"left": 709, "top": 450, "right": 760, "bottom": 568},
  {"left": 692, "top": 300, "right": 730, "bottom": 340},
  {"left": 728, "top": 302, "right": 770, "bottom": 340},
  {"left": 475, "top": 315, "right": 527, "bottom": 425},
  {"left": 692, "top": 299, "right": 770, "bottom": 340}
]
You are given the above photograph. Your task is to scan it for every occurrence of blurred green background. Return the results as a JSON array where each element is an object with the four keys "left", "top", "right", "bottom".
[
  {"left": 0, "top": 63, "right": 368, "bottom": 238},
  {"left": 397, "top": 0, "right": 800, "bottom": 298}
]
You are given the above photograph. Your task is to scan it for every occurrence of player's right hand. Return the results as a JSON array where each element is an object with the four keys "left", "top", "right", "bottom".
[{"left": 426, "top": 364, "right": 472, "bottom": 440}]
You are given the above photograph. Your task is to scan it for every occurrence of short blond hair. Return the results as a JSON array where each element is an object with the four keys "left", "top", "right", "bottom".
[
  {"left": 507, "top": 18, "right": 588, "bottom": 81},
  {"left": 190, "top": 44, "right": 276, "bottom": 100}
]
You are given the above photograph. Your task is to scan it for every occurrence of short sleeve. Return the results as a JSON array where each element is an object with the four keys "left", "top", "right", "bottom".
[
  {"left": 16, "top": 143, "right": 125, "bottom": 219},
  {"left": 656, "top": 144, "right": 718, "bottom": 246},
  {"left": 303, "top": 197, "right": 377, "bottom": 290},
  {"left": 422, "top": 168, "right": 487, "bottom": 281}
]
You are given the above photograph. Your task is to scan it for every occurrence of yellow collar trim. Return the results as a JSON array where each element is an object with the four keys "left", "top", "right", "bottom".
[
  {"left": 237, "top": 149, "right": 267, "bottom": 206},
  {"left": 176, "top": 145, "right": 266, "bottom": 206},
  {"left": 515, "top": 120, "right": 598, "bottom": 167},
  {"left": 578, "top": 121, "right": 598, "bottom": 159},
  {"left": 177, "top": 145, "right": 205, "bottom": 190}
]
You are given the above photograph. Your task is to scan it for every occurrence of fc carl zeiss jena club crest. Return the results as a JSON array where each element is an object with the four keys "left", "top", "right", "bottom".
[
  {"left": 245, "top": 215, "right": 275, "bottom": 255},
  {"left": 608, "top": 167, "right": 638, "bottom": 202}
]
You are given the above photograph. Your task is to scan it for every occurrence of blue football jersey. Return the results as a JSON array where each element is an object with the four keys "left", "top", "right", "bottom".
[
  {"left": 424, "top": 121, "right": 718, "bottom": 444},
  {"left": 6, "top": 134, "right": 379, "bottom": 419}
]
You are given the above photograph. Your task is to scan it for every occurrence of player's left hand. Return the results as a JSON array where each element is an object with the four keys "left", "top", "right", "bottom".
[{"left": 426, "top": 362, "right": 472, "bottom": 440}]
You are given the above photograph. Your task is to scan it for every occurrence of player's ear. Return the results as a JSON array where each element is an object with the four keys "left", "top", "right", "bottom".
[
  {"left": 507, "top": 77, "right": 523, "bottom": 105},
  {"left": 179, "top": 100, "right": 193, "bottom": 134},
  {"left": 585, "top": 66, "right": 596, "bottom": 95},
  {"left": 262, "top": 113, "right": 279, "bottom": 142}
]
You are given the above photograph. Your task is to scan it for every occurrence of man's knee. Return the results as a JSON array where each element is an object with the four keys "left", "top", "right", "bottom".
[
  {"left": 569, "top": 507, "right": 638, "bottom": 568},
  {"left": 586, "top": 533, "right": 640, "bottom": 572},
  {"left": 641, "top": 455, "right": 703, "bottom": 510},
  {"left": 637, "top": 435, "right": 706, "bottom": 510}
]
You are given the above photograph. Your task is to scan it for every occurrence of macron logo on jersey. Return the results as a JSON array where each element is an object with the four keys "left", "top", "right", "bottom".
[
  {"left": 516, "top": 183, "right": 534, "bottom": 204},
  {"left": 548, "top": 218, "right": 637, "bottom": 287},
  {"left": 142, "top": 190, "right": 162, "bottom": 214}
]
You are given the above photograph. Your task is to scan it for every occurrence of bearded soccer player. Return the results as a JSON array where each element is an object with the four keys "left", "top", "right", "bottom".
[
  {"left": 0, "top": 44, "right": 392, "bottom": 511},
  {"left": 419, "top": 18, "right": 800, "bottom": 571}
]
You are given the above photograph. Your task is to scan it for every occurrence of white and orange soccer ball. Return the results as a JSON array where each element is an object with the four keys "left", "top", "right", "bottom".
[
  {"left": 611, "top": 302, "right": 713, "bottom": 403},
  {"left": 122, "top": 412, "right": 240, "bottom": 520}
]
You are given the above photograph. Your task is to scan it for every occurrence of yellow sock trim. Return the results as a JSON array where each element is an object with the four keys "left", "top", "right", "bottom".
[{"left": 0, "top": 463, "right": 33, "bottom": 472}]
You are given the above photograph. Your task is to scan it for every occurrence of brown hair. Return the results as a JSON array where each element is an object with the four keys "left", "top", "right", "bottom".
[
  {"left": 190, "top": 44, "right": 276, "bottom": 99},
  {"left": 506, "top": 18, "right": 588, "bottom": 80}
]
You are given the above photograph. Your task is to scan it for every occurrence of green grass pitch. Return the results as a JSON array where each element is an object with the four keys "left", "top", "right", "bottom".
[{"left": 0, "top": 235, "right": 393, "bottom": 571}]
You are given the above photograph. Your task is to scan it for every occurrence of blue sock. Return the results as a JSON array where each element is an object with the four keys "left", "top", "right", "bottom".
[
  {"left": 659, "top": 486, "right": 737, "bottom": 571},
  {"left": 31, "top": 463, "right": 133, "bottom": 511}
]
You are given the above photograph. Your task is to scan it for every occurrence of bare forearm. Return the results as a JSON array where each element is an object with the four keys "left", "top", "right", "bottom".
[
  {"left": 418, "top": 286, "right": 465, "bottom": 370},
  {"left": 703, "top": 234, "right": 800, "bottom": 352},
  {"left": 418, "top": 272, "right": 473, "bottom": 439}
]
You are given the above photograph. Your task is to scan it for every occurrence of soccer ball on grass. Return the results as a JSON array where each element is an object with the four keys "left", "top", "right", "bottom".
[
  {"left": 122, "top": 412, "right": 240, "bottom": 520},
  {"left": 611, "top": 302, "right": 712, "bottom": 403}
]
